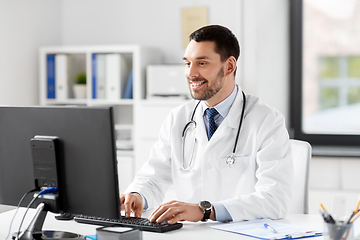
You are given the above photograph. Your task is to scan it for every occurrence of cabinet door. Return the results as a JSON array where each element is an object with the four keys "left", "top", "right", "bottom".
[
  {"left": 134, "top": 102, "right": 185, "bottom": 172},
  {"left": 117, "top": 156, "right": 134, "bottom": 193}
]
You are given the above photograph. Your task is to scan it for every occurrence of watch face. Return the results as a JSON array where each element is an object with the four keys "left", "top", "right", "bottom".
[{"left": 200, "top": 201, "right": 212, "bottom": 210}]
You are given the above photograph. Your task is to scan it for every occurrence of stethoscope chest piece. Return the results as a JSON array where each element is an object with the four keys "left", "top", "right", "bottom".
[{"left": 226, "top": 154, "right": 236, "bottom": 168}]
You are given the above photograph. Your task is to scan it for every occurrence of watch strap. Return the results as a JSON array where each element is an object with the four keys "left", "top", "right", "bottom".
[{"left": 201, "top": 209, "right": 211, "bottom": 222}]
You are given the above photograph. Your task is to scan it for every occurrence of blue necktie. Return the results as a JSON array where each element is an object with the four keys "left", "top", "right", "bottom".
[{"left": 206, "top": 108, "right": 218, "bottom": 140}]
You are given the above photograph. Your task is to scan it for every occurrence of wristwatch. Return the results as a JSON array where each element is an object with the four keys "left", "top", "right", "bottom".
[{"left": 199, "top": 200, "right": 212, "bottom": 222}]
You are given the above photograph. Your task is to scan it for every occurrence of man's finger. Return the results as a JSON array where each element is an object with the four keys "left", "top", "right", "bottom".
[
  {"left": 134, "top": 208, "right": 142, "bottom": 218},
  {"left": 150, "top": 203, "right": 182, "bottom": 223},
  {"left": 124, "top": 199, "right": 132, "bottom": 218},
  {"left": 148, "top": 204, "right": 170, "bottom": 222},
  {"left": 120, "top": 195, "right": 125, "bottom": 210},
  {"left": 168, "top": 212, "right": 184, "bottom": 225},
  {"left": 155, "top": 207, "right": 178, "bottom": 223}
]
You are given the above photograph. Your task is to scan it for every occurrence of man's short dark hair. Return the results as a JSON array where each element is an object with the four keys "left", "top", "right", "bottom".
[{"left": 189, "top": 25, "right": 240, "bottom": 62}]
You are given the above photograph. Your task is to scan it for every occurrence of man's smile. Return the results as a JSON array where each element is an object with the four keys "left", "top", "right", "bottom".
[{"left": 189, "top": 80, "right": 207, "bottom": 90}]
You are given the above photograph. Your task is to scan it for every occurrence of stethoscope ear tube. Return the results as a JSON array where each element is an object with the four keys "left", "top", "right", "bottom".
[
  {"left": 182, "top": 101, "right": 200, "bottom": 137},
  {"left": 227, "top": 91, "right": 246, "bottom": 167},
  {"left": 232, "top": 91, "right": 246, "bottom": 154}
]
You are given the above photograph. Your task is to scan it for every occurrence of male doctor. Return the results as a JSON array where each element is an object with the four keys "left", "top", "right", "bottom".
[{"left": 121, "top": 25, "right": 293, "bottom": 224}]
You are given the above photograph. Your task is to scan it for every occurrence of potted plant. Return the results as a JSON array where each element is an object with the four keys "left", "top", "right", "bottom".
[{"left": 73, "top": 72, "right": 87, "bottom": 99}]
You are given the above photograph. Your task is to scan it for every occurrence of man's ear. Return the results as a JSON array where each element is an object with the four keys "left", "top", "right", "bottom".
[{"left": 225, "top": 56, "right": 237, "bottom": 76}]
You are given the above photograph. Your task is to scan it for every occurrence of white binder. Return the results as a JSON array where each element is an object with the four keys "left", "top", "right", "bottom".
[
  {"left": 55, "top": 54, "right": 69, "bottom": 100},
  {"left": 105, "top": 54, "right": 129, "bottom": 100}
]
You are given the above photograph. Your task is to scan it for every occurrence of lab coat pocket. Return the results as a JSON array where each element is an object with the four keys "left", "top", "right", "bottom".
[{"left": 220, "top": 155, "right": 254, "bottom": 197}]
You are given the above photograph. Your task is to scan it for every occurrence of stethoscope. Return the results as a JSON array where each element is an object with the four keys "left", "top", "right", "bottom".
[{"left": 180, "top": 90, "right": 246, "bottom": 170}]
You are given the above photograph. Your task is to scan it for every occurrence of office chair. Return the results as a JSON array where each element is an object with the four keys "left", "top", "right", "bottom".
[{"left": 288, "top": 139, "right": 312, "bottom": 214}]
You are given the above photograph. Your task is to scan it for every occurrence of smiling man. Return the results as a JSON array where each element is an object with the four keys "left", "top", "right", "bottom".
[
  {"left": 184, "top": 27, "right": 238, "bottom": 107},
  {"left": 121, "top": 25, "right": 293, "bottom": 224}
]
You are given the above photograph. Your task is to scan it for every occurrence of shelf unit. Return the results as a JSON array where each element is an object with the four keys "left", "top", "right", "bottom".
[
  {"left": 39, "top": 45, "right": 161, "bottom": 103},
  {"left": 39, "top": 45, "right": 161, "bottom": 189}
]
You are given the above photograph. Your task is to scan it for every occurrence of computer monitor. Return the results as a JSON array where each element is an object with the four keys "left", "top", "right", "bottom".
[{"left": 0, "top": 105, "right": 121, "bottom": 236}]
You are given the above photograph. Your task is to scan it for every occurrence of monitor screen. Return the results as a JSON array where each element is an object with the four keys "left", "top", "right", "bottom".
[{"left": 0, "top": 105, "right": 120, "bottom": 220}]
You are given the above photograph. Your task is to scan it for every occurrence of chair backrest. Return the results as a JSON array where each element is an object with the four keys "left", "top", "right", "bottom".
[{"left": 288, "top": 139, "right": 311, "bottom": 214}]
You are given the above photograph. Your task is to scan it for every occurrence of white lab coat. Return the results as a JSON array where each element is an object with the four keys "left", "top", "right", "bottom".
[{"left": 125, "top": 89, "right": 293, "bottom": 222}]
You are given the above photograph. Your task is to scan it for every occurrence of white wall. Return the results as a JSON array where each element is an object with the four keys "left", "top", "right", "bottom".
[
  {"left": 60, "top": 0, "right": 241, "bottom": 64},
  {"left": 0, "top": 0, "right": 289, "bottom": 120},
  {"left": 0, "top": 0, "right": 62, "bottom": 105},
  {"left": 241, "top": 0, "right": 289, "bottom": 122}
]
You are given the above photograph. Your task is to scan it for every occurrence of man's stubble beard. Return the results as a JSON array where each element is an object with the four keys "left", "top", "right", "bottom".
[{"left": 188, "top": 67, "right": 225, "bottom": 101}]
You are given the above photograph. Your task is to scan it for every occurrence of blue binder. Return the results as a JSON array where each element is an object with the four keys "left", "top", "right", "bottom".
[
  {"left": 47, "top": 54, "right": 56, "bottom": 99},
  {"left": 92, "top": 54, "right": 97, "bottom": 99},
  {"left": 123, "top": 70, "right": 133, "bottom": 99}
]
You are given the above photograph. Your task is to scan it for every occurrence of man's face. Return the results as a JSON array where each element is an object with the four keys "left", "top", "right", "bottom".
[{"left": 183, "top": 40, "right": 229, "bottom": 106}]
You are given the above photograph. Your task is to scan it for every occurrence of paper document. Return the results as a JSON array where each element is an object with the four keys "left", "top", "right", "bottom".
[{"left": 211, "top": 219, "right": 322, "bottom": 239}]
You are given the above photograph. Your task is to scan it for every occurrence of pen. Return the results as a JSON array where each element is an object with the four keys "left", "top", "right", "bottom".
[
  {"left": 355, "top": 195, "right": 360, "bottom": 213},
  {"left": 350, "top": 211, "right": 360, "bottom": 224},
  {"left": 346, "top": 211, "right": 355, "bottom": 224},
  {"left": 320, "top": 204, "right": 336, "bottom": 224},
  {"left": 264, "top": 223, "right": 277, "bottom": 233}
]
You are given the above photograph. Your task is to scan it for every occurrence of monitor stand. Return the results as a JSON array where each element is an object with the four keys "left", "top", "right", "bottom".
[{"left": 13, "top": 203, "right": 85, "bottom": 240}]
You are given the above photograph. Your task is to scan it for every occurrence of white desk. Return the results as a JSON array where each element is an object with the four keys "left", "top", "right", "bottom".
[{"left": 0, "top": 208, "right": 324, "bottom": 240}]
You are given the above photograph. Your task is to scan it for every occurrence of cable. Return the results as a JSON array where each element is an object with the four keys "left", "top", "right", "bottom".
[
  {"left": 15, "top": 193, "right": 40, "bottom": 239},
  {"left": 15, "top": 187, "right": 58, "bottom": 240},
  {"left": 39, "top": 187, "right": 58, "bottom": 195},
  {"left": 5, "top": 187, "right": 39, "bottom": 240}
]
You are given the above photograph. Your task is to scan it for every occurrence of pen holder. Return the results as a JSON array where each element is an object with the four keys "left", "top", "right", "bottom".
[{"left": 324, "top": 223, "right": 353, "bottom": 240}]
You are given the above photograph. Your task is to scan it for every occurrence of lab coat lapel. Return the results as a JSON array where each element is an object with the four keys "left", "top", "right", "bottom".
[
  {"left": 226, "top": 89, "right": 246, "bottom": 130},
  {"left": 194, "top": 103, "right": 208, "bottom": 151}
]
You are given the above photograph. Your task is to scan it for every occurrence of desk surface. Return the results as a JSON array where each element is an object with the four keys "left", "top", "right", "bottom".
[{"left": 0, "top": 208, "right": 324, "bottom": 240}]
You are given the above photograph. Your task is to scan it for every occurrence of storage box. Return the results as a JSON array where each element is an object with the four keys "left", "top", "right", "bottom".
[{"left": 96, "top": 227, "right": 142, "bottom": 240}]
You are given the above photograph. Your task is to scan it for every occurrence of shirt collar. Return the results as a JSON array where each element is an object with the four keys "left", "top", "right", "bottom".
[{"left": 201, "top": 85, "right": 238, "bottom": 118}]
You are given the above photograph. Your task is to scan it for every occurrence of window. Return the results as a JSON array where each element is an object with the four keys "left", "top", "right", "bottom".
[
  {"left": 290, "top": 0, "right": 360, "bottom": 148},
  {"left": 320, "top": 56, "right": 360, "bottom": 109}
]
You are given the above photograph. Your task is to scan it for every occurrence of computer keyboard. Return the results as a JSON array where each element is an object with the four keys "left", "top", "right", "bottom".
[{"left": 74, "top": 214, "right": 183, "bottom": 233}]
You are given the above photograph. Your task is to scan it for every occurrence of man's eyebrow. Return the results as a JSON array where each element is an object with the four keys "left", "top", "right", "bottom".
[{"left": 183, "top": 56, "right": 211, "bottom": 61}]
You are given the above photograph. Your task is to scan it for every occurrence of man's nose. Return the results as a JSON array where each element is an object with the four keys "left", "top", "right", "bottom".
[{"left": 186, "top": 64, "right": 199, "bottom": 79}]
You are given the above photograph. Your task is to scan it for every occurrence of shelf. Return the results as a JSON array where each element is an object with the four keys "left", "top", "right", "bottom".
[
  {"left": 39, "top": 44, "right": 144, "bottom": 54},
  {"left": 115, "top": 124, "right": 133, "bottom": 131},
  {"left": 116, "top": 140, "right": 133, "bottom": 150},
  {"left": 117, "top": 150, "right": 134, "bottom": 158},
  {"left": 44, "top": 99, "right": 135, "bottom": 106},
  {"left": 87, "top": 99, "right": 134, "bottom": 106},
  {"left": 44, "top": 99, "right": 88, "bottom": 105},
  {"left": 139, "top": 98, "right": 189, "bottom": 106}
]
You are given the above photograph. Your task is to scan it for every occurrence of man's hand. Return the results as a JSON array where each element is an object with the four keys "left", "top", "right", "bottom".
[
  {"left": 120, "top": 193, "right": 143, "bottom": 218},
  {"left": 148, "top": 200, "right": 211, "bottom": 224}
]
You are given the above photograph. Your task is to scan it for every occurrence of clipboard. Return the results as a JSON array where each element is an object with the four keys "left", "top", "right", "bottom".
[{"left": 211, "top": 219, "right": 322, "bottom": 239}]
